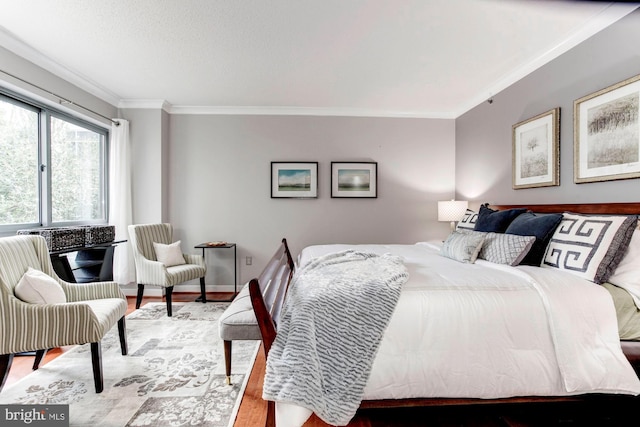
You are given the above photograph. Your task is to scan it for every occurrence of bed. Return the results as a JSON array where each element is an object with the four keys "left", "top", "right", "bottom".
[{"left": 249, "top": 202, "right": 640, "bottom": 427}]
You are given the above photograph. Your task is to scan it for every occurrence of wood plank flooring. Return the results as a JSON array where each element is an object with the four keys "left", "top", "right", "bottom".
[{"left": 6, "top": 292, "right": 639, "bottom": 426}]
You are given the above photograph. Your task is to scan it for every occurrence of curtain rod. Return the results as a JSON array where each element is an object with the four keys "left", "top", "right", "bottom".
[{"left": 0, "top": 68, "right": 120, "bottom": 126}]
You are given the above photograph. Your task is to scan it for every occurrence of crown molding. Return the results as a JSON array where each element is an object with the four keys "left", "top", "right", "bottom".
[
  {"left": 118, "top": 99, "right": 172, "bottom": 112},
  {"left": 454, "top": 2, "right": 639, "bottom": 117},
  {"left": 167, "top": 105, "right": 455, "bottom": 119},
  {"left": 0, "top": 27, "right": 121, "bottom": 107}
]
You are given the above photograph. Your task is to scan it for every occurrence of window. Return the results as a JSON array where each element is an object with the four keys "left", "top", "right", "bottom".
[{"left": 0, "top": 92, "right": 109, "bottom": 233}]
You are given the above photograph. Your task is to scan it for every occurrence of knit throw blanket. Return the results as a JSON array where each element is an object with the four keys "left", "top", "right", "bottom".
[{"left": 262, "top": 249, "right": 409, "bottom": 426}]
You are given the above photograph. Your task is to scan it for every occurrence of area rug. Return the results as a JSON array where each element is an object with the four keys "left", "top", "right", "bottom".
[{"left": 0, "top": 302, "right": 259, "bottom": 427}]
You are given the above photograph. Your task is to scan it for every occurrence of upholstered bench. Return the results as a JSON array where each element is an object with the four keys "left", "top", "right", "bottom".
[
  {"left": 219, "top": 283, "right": 261, "bottom": 384},
  {"left": 218, "top": 238, "right": 294, "bottom": 384}
]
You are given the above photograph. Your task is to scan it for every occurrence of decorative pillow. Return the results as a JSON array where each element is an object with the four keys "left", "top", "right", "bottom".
[
  {"left": 542, "top": 213, "right": 638, "bottom": 284},
  {"left": 456, "top": 209, "right": 478, "bottom": 231},
  {"left": 440, "top": 231, "right": 486, "bottom": 263},
  {"left": 608, "top": 229, "right": 640, "bottom": 307},
  {"left": 474, "top": 204, "right": 528, "bottom": 233},
  {"left": 479, "top": 232, "right": 536, "bottom": 266},
  {"left": 14, "top": 267, "right": 66, "bottom": 304},
  {"left": 153, "top": 240, "right": 186, "bottom": 267},
  {"left": 505, "top": 212, "right": 563, "bottom": 266}
]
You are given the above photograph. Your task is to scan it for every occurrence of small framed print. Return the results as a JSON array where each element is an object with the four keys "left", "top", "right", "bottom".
[
  {"left": 574, "top": 73, "right": 640, "bottom": 183},
  {"left": 331, "top": 162, "right": 377, "bottom": 198},
  {"left": 271, "top": 162, "right": 318, "bottom": 198},
  {"left": 512, "top": 108, "right": 560, "bottom": 189}
]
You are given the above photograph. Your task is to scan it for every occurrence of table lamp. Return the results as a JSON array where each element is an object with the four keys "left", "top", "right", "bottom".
[{"left": 438, "top": 200, "right": 469, "bottom": 231}]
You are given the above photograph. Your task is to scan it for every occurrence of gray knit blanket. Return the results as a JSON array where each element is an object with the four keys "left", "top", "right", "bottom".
[{"left": 262, "top": 249, "right": 409, "bottom": 426}]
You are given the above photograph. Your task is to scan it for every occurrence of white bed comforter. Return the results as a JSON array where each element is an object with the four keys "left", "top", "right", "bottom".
[{"left": 273, "top": 242, "right": 640, "bottom": 427}]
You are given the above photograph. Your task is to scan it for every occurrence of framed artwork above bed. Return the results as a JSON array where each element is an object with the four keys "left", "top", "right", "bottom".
[
  {"left": 574, "top": 73, "right": 640, "bottom": 184},
  {"left": 512, "top": 108, "right": 560, "bottom": 189},
  {"left": 331, "top": 162, "right": 377, "bottom": 198},
  {"left": 271, "top": 162, "right": 318, "bottom": 198}
]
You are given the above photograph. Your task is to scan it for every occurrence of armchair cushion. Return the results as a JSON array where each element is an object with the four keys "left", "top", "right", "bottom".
[
  {"left": 15, "top": 267, "right": 67, "bottom": 304},
  {"left": 153, "top": 240, "right": 186, "bottom": 267}
]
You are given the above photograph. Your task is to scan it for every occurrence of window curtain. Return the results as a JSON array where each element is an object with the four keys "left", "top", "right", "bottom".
[{"left": 109, "top": 119, "right": 135, "bottom": 285}]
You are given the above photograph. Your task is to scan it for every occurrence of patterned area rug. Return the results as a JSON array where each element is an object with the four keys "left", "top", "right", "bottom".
[{"left": 0, "top": 302, "right": 259, "bottom": 427}]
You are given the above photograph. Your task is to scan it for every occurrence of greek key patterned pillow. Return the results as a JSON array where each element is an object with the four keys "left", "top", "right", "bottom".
[
  {"left": 456, "top": 209, "right": 478, "bottom": 231},
  {"left": 479, "top": 233, "right": 536, "bottom": 266},
  {"left": 542, "top": 213, "right": 638, "bottom": 284}
]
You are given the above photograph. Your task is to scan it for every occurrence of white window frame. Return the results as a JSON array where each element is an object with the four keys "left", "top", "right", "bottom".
[{"left": 0, "top": 89, "right": 109, "bottom": 234}]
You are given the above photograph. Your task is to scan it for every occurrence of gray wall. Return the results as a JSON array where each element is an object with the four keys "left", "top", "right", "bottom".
[
  {"left": 456, "top": 9, "right": 640, "bottom": 209},
  {"left": 166, "top": 114, "right": 455, "bottom": 286}
]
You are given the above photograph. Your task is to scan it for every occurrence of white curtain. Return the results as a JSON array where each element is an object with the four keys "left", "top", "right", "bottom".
[{"left": 109, "top": 119, "right": 135, "bottom": 285}]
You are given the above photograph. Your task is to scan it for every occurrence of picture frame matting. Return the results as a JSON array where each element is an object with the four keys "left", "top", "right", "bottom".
[
  {"left": 574, "top": 73, "right": 640, "bottom": 184},
  {"left": 271, "top": 161, "right": 318, "bottom": 198},
  {"left": 331, "top": 162, "right": 377, "bottom": 198},
  {"left": 512, "top": 108, "right": 560, "bottom": 190}
]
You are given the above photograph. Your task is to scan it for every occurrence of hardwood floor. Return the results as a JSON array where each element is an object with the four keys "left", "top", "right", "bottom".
[{"left": 6, "top": 292, "right": 639, "bottom": 426}]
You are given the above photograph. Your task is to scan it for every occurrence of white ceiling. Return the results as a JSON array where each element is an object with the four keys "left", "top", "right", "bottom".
[{"left": 0, "top": 0, "right": 637, "bottom": 119}]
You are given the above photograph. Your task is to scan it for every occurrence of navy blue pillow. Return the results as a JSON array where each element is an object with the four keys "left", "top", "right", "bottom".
[
  {"left": 474, "top": 205, "right": 527, "bottom": 233},
  {"left": 505, "top": 212, "right": 563, "bottom": 266}
]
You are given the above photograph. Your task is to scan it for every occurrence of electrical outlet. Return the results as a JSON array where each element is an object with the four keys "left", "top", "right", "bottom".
[{"left": 246, "top": 256, "right": 252, "bottom": 266}]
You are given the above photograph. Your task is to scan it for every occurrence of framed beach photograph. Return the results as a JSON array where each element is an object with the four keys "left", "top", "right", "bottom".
[
  {"left": 331, "top": 162, "right": 377, "bottom": 198},
  {"left": 574, "top": 73, "right": 640, "bottom": 183},
  {"left": 512, "top": 108, "right": 560, "bottom": 189},
  {"left": 271, "top": 162, "right": 318, "bottom": 198}
]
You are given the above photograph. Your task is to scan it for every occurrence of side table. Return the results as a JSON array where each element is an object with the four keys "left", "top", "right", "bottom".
[{"left": 195, "top": 242, "right": 237, "bottom": 302}]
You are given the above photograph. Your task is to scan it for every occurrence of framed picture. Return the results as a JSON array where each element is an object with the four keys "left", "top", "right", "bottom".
[
  {"left": 331, "top": 162, "right": 377, "bottom": 198},
  {"left": 271, "top": 162, "right": 318, "bottom": 198},
  {"left": 512, "top": 108, "right": 560, "bottom": 189},
  {"left": 574, "top": 73, "right": 640, "bottom": 183}
]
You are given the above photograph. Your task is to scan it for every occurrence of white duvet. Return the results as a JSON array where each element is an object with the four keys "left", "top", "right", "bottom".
[{"left": 274, "top": 242, "right": 640, "bottom": 427}]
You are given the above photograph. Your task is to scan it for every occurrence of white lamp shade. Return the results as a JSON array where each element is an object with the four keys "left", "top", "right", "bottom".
[{"left": 438, "top": 200, "right": 469, "bottom": 222}]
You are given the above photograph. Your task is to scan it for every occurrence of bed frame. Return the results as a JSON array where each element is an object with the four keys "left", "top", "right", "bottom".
[{"left": 250, "top": 202, "right": 640, "bottom": 427}]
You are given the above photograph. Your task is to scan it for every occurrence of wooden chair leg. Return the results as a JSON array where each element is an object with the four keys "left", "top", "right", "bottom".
[
  {"left": 0, "top": 354, "right": 14, "bottom": 392},
  {"left": 33, "top": 349, "right": 47, "bottom": 370},
  {"left": 199, "top": 277, "right": 207, "bottom": 303},
  {"left": 136, "top": 284, "right": 145, "bottom": 309},
  {"left": 224, "top": 340, "right": 232, "bottom": 385},
  {"left": 166, "top": 286, "right": 174, "bottom": 317},
  {"left": 118, "top": 317, "right": 128, "bottom": 355},
  {"left": 90, "top": 342, "right": 103, "bottom": 393}
]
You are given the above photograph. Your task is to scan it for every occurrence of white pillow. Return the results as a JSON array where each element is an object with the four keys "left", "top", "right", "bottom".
[
  {"left": 153, "top": 240, "right": 186, "bottom": 267},
  {"left": 608, "top": 229, "right": 640, "bottom": 308},
  {"left": 14, "top": 267, "right": 67, "bottom": 304},
  {"left": 440, "top": 231, "right": 485, "bottom": 263}
]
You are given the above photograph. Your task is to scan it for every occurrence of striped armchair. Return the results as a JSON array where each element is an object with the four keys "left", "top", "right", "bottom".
[
  {"left": 128, "top": 223, "right": 206, "bottom": 316},
  {"left": 0, "top": 235, "right": 128, "bottom": 393}
]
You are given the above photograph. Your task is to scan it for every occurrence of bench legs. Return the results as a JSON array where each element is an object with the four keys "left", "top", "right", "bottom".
[{"left": 224, "top": 340, "right": 232, "bottom": 385}]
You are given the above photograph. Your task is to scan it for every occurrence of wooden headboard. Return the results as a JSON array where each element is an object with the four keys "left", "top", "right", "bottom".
[{"left": 490, "top": 202, "right": 640, "bottom": 215}]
